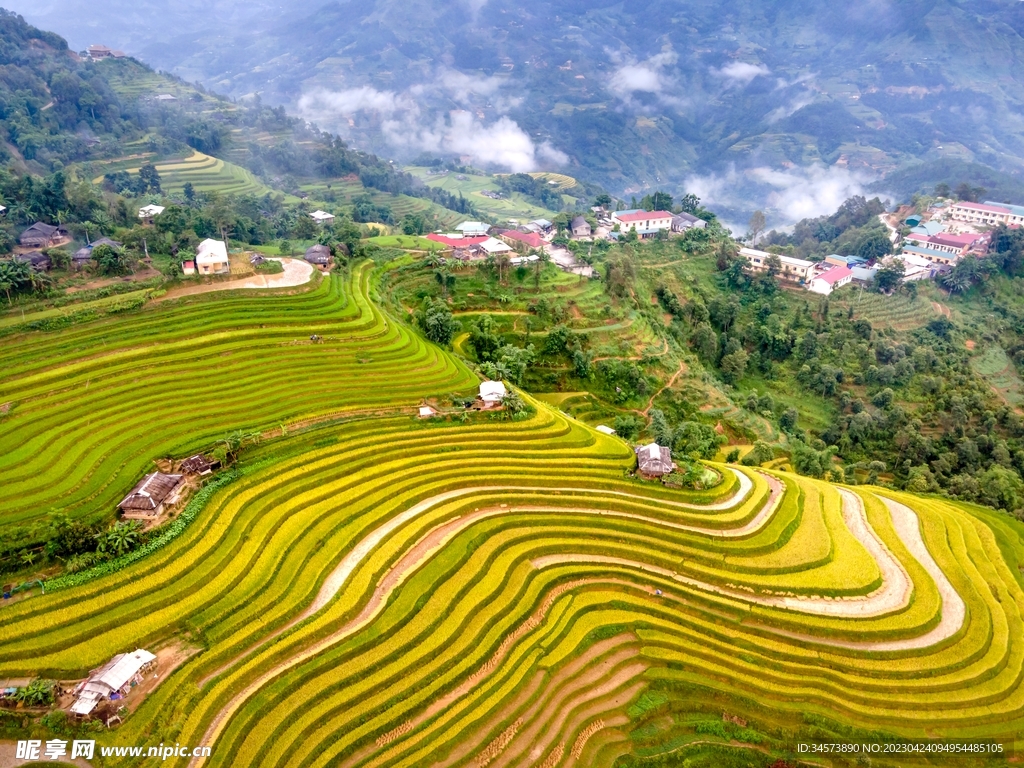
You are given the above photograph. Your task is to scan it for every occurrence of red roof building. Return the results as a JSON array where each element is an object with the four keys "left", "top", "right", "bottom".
[
  {"left": 615, "top": 210, "right": 673, "bottom": 224},
  {"left": 499, "top": 230, "right": 546, "bottom": 251},
  {"left": 808, "top": 266, "right": 853, "bottom": 295},
  {"left": 425, "top": 233, "right": 489, "bottom": 248}
]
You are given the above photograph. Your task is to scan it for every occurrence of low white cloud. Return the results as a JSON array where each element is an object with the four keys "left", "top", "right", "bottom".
[
  {"left": 714, "top": 61, "right": 771, "bottom": 85},
  {"left": 685, "top": 163, "right": 878, "bottom": 229},
  {"left": 298, "top": 80, "right": 566, "bottom": 172},
  {"left": 765, "top": 92, "right": 816, "bottom": 123},
  {"left": 385, "top": 111, "right": 567, "bottom": 172},
  {"left": 608, "top": 52, "right": 677, "bottom": 97},
  {"left": 298, "top": 86, "right": 407, "bottom": 118}
]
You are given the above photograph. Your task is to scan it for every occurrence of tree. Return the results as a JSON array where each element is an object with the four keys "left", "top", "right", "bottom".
[
  {"left": 492, "top": 344, "right": 535, "bottom": 385},
  {"left": 934, "top": 182, "right": 951, "bottom": 198},
  {"left": 748, "top": 210, "right": 766, "bottom": 243},
  {"left": 720, "top": 349, "right": 749, "bottom": 384},
  {"left": 856, "top": 229, "right": 893, "bottom": 260},
  {"left": 419, "top": 299, "right": 461, "bottom": 346},
  {"left": 954, "top": 182, "right": 986, "bottom": 203},
  {"left": 874, "top": 260, "right": 905, "bottom": 293},
  {"left": 678, "top": 193, "right": 701, "bottom": 214},
  {"left": 99, "top": 521, "right": 142, "bottom": 557},
  {"left": 138, "top": 163, "right": 162, "bottom": 194},
  {"left": 434, "top": 267, "right": 456, "bottom": 298},
  {"left": 13, "top": 679, "right": 57, "bottom": 707},
  {"left": 91, "top": 243, "right": 135, "bottom": 276},
  {"left": 467, "top": 314, "right": 502, "bottom": 362}
]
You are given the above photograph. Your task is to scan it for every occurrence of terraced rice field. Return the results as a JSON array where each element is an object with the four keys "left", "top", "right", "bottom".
[
  {"left": 2, "top": 262, "right": 1024, "bottom": 765},
  {"left": 0, "top": 263, "right": 476, "bottom": 531},
  {"left": 90, "top": 151, "right": 273, "bottom": 197}
]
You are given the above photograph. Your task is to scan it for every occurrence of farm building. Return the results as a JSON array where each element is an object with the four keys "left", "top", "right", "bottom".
[
  {"left": 635, "top": 443, "right": 675, "bottom": 478},
  {"left": 571, "top": 216, "right": 592, "bottom": 238},
  {"left": 13, "top": 251, "right": 51, "bottom": 271},
  {"left": 456, "top": 221, "right": 490, "bottom": 236},
  {"left": 418, "top": 405, "right": 438, "bottom": 418},
  {"left": 196, "top": 239, "right": 230, "bottom": 275},
  {"left": 500, "top": 230, "right": 546, "bottom": 253},
  {"left": 671, "top": 212, "right": 707, "bottom": 232},
  {"left": 595, "top": 425, "right": 616, "bottom": 435},
  {"left": 310, "top": 210, "right": 335, "bottom": 226},
  {"left": 118, "top": 473, "right": 183, "bottom": 518},
  {"left": 808, "top": 266, "right": 854, "bottom": 296},
  {"left": 71, "top": 649, "right": 157, "bottom": 716},
  {"left": 19, "top": 222, "right": 69, "bottom": 249},
  {"left": 180, "top": 454, "right": 218, "bottom": 475},
  {"left": 740, "top": 248, "right": 815, "bottom": 282},
  {"left": 475, "top": 237, "right": 513, "bottom": 257},
  {"left": 138, "top": 204, "right": 165, "bottom": 223},
  {"left": 479, "top": 381, "right": 507, "bottom": 408},
  {"left": 612, "top": 210, "right": 673, "bottom": 237},
  {"left": 304, "top": 244, "right": 333, "bottom": 269}
]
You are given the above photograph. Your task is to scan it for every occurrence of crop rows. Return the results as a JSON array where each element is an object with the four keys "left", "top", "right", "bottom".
[
  {"left": 2, "top": 262, "right": 1023, "bottom": 766},
  {"left": 0, "top": 262, "right": 478, "bottom": 528}
]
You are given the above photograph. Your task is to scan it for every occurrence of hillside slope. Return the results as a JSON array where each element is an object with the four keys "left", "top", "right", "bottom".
[{"left": 8, "top": 0, "right": 1024, "bottom": 217}]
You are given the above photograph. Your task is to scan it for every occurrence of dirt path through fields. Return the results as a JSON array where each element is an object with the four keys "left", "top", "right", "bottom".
[{"left": 154, "top": 258, "right": 313, "bottom": 302}]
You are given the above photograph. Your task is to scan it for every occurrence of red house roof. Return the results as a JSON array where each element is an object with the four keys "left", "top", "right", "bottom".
[
  {"left": 928, "top": 233, "right": 982, "bottom": 248},
  {"left": 814, "top": 266, "right": 852, "bottom": 285},
  {"left": 956, "top": 201, "right": 1010, "bottom": 214},
  {"left": 616, "top": 210, "right": 673, "bottom": 223},
  {"left": 501, "top": 230, "right": 545, "bottom": 248},
  {"left": 426, "top": 233, "right": 488, "bottom": 248}
]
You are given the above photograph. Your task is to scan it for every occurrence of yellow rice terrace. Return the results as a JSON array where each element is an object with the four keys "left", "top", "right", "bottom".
[{"left": 1, "top": 264, "right": 1023, "bottom": 767}]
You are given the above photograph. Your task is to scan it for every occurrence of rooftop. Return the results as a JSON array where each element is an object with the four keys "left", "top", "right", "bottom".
[
  {"left": 814, "top": 266, "right": 853, "bottom": 285},
  {"left": 425, "top": 233, "right": 488, "bottom": 248},
  {"left": 502, "top": 230, "right": 545, "bottom": 248},
  {"left": 615, "top": 210, "right": 673, "bottom": 223}
]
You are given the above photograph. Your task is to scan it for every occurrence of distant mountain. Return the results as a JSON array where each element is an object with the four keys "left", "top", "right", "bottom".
[{"left": 7, "top": 0, "right": 1024, "bottom": 224}]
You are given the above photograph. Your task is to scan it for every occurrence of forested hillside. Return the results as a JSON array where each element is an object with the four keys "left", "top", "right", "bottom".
[{"left": 8, "top": 0, "right": 1024, "bottom": 219}]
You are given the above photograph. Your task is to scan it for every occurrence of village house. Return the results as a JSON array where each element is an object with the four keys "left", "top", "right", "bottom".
[
  {"left": 86, "top": 44, "right": 113, "bottom": 59},
  {"left": 499, "top": 229, "right": 546, "bottom": 254},
  {"left": 904, "top": 232, "right": 986, "bottom": 258},
  {"left": 304, "top": 244, "right": 333, "bottom": 270},
  {"left": 900, "top": 243, "right": 959, "bottom": 267},
  {"left": 138, "top": 204, "right": 165, "bottom": 223},
  {"left": 948, "top": 201, "right": 1024, "bottom": 227},
  {"left": 478, "top": 380, "right": 507, "bottom": 408},
  {"left": 611, "top": 210, "right": 673, "bottom": 237},
  {"left": 19, "top": 222, "right": 69, "bottom": 249},
  {"left": 671, "top": 212, "right": 707, "bottom": 232},
  {"left": 740, "top": 248, "right": 815, "bottom": 282},
  {"left": 890, "top": 252, "right": 939, "bottom": 281},
  {"left": 195, "top": 238, "right": 230, "bottom": 275},
  {"left": 474, "top": 237, "right": 513, "bottom": 258},
  {"left": 310, "top": 210, "right": 335, "bottom": 226},
  {"left": 182, "top": 260, "right": 196, "bottom": 276},
  {"left": 530, "top": 218, "right": 553, "bottom": 232},
  {"left": 118, "top": 473, "right": 183, "bottom": 518},
  {"left": 808, "top": 265, "right": 854, "bottom": 295},
  {"left": 635, "top": 443, "right": 675, "bottom": 478},
  {"left": 179, "top": 454, "right": 218, "bottom": 475},
  {"left": 71, "top": 649, "right": 157, "bottom": 717},
  {"left": 14, "top": 251, "right": 51, "bottom": 271},
  {"left": 570, "top": 215, "right": 592, "bottom": 238},
  {"left": 824, "top": 254, "right": 867, "bottom": 269},
  {"left": 456, "top": 221, "right": 491, "bottom": 237}
]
